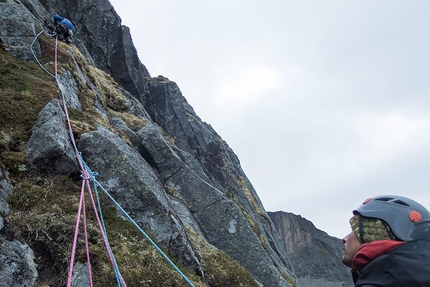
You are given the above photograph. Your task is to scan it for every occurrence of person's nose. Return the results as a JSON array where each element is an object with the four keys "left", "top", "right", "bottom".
[{"left": 342, "top": 233, "right": 350, "bottom": 244}]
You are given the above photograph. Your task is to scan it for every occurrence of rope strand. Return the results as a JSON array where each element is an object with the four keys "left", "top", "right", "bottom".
[
  {"left": 82, "top": 185, "right": 94, "bottom": 287},
  {"left": 93, "top": 180, "right": 124, "bottom": 287},
  {"left": 66, "top": 180, "right": 86, "bottom": 287},
  {"left": 30, "top": 31, "right": 56, "bottom": 78},
  {"left": 85, "top": 178, "right": 127, "bottom": 287}
]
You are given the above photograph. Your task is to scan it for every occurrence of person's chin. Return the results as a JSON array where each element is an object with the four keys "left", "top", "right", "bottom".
[{"left": 341, "top": 256, "right": 352, "bottom": 268}]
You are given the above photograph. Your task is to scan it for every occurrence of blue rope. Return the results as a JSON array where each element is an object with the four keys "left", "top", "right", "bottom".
[
  {"left": 81, "top": 161, "right": 195, "bottom": 287},
  {"left": 30, "top": 30, "right": 56, "bottom": 78},
  {"left": 92, "top": 176, "right": 124, "bottom": 287}
]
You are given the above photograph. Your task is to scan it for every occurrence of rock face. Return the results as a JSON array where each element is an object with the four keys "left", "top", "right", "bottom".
[
  {"left": 0, "top": 164, "right": 12, "bottom": 216},
  {"left": 0, "top": 0, "right": 352, "bottom": 286},
  {"left": 0, "top": 0, "right": 42, "bottom": 61},
  {"left": 269, "top": 211, "right": 353, "bottom": 287}
]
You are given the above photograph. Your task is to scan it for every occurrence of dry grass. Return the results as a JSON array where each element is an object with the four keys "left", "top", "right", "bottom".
[
  {"left": 159, "top": 126, "right": 176, "bottom": 146},
  {"left": 187, "top": 228, "right": 259, "bottom": 287},
  {"left": 111, "top": 110, "right": 148, "bottom": 131},
  {"left": 236, "top": 176, "right": 265, "bottom": 217}
]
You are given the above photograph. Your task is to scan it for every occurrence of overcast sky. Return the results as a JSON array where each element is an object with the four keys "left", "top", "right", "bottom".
[{"left": 108, "top": 0, "right": 430, "bottom": 238}]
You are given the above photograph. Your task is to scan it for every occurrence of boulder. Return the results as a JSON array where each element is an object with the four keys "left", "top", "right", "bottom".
[
  {"left": 0, "top": 237, "right": 38, "bottom": 287},
  {"left": 26, "top": 99, "right": 79, "bottom": 175},
  {"left": 71, "top": 262, "right": 90, "bottom": 287}
]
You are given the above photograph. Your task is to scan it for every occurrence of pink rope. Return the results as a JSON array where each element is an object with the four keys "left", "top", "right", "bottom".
[
  {"left": 54, "top": 36, "right": 94, "bottom": 287},
  {"left": 53, "top": 32, "right": 126, "bottom": 287},
  {"left": 82, "top": 181, "right": 94, "bottom": 287},
  {"left": 85, "top": 180, "right": 127, "bottom": 286},
  {"left": 53, "top": 36, "right": 86, "bottom": 173},
  {"left": 66, "top": 180, "right": 85, "bottom": 287},
  {"left": 54, "top": 36, "right": 58, "bottom": 78}
]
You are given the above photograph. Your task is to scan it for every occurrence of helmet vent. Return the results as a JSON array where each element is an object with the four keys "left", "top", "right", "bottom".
[
  {"left": 375, "top": 197, "right": 394, "bottom": 202},
  {"left": 393, "top": 200, "right": 409, "bottom": 206},
  {"left": 375, "top": 197, "right": 410, "bottom": 206}
]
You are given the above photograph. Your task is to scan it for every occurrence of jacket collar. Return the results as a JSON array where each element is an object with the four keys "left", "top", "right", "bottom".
[{"left": 352, "top": 240, "right": 404, "bottom": 271}]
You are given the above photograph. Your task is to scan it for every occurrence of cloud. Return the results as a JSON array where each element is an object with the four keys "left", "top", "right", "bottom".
[
  {"left": 109, "top": 0, "right": 430, "bottom": 238},
  {"left": 212, "top": 66, "right": 281, "bottom": 106},
  {"left": 355, "top": 112, "right": 428, "bottom": 157}
]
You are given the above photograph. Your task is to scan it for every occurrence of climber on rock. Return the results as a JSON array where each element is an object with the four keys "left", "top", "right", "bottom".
[
  {"left": 341, "top": 195, "right": 430, "bottom": 286},
  {"left": 53, "top": 14, "right": 76, "bottom": 44}
]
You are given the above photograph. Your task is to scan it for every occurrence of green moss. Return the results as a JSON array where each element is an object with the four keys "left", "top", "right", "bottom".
[{"left": 0, "top": 49, "right": 57, "bottom": 131}]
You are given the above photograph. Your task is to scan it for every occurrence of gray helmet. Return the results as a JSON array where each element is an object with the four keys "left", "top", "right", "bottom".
[{"left": 353, "top": 195, "right": 430, "bottom": 241}]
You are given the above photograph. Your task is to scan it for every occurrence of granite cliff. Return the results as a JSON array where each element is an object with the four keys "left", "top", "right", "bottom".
[
  {"left": 269, "top": 212, "right": 353, "bottom": 287},
  {"left": 0, "top": 0, "right": 351, "bottom": 286}
]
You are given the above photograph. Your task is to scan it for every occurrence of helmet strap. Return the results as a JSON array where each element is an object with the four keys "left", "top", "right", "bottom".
[
  {"left": 381, "top": 221, "right": 396, "bottom": 240},
  {"left": 358, "top": 215, "right": 365, "bottom": 243}
]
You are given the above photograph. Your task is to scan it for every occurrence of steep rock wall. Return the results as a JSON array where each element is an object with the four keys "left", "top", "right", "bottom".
[
  {"left": 269, "top": 211, "right": 353, "bottom": 287},
  {"left": 0, "top": 0, "right": 300, "bottom": 286}
]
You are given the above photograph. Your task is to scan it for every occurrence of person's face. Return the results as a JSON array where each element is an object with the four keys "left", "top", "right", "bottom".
[{"left": 342, "top": 231, "right": 362, "bottom": 268}]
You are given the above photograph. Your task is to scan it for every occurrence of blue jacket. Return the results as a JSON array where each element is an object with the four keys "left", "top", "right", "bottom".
[{"left": 54, "top": 15, "right": 76, "bottom": 34}]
